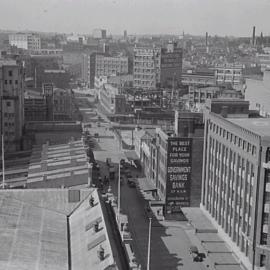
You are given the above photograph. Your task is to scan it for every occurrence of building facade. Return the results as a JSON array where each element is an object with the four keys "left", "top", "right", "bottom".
[
  {"left": 9, "top": 33, "right": 41, "bottom": 51},
  {"left": 0, "top": 60, "right": 25, "bottom": 152},
  {"left": 202, "top": 102, "right": 270, "bottom": 269},
  {"left": 99, "top": 83, "right": 126, "bottom": 115},
  {"left": 215, "top": 64, "right": 244, "bottom": 90},
  {"left": 133, "top": 46, "right": 161, "bottom": 89},
  {"left": 160, "top": 42, "right": 182, "bottom": 88},
  {"left": 82, "top": 53, "right": 129, "bottom": 88},
  {"left": 93, "top": 29, "right": 106, "bottom": 39}
]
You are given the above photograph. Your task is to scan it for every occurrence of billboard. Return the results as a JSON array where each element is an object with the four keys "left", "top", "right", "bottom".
[{"left": 165, "top": 137, "right": 192, "bottom": 214}]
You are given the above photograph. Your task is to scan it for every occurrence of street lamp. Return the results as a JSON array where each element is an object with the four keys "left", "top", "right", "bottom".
[{"left": 147, "top": 217, "right": 152, "bottom": 270}]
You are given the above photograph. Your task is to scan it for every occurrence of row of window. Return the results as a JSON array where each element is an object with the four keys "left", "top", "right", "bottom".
[
  {"left": 209, "top": 122, "right": 257, "bottom": 156},
  {"left": 4, "top": 80, "right": 18, "bottom": 85}
]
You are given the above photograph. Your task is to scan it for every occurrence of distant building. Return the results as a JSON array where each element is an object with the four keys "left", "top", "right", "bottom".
[
  {"left": 0, "top": 59, "right": 25, "bottom": 152},
  {"left": 214, "top": 64, "right": 244, "bottom": 91},
  {"left": 53, "top": 88, "right": 75, "bottom": 121},
  {"left": 202, "top": 99, "right": 270, "bottom": 269},
  {"left": 160, "top": 42, "right": 182, "bottom": 88},
  {"left": 9, "top": 33, "right": 41, "bottom": 51},
  {"left": 181, "top": 71, "right": 216, "bottom": 87},
  {"left": 93, "top": 29, "right": 107, "bottom": 39},
  {"left": 24, "top": 96, "right": 47, "bottom": 122},
  {"left": 99, "top": 83, "right": 126, "bottom": 115},
  {"left": 37, "top": 69, "right": 70, "bottom": 89},
  {"left": 133, "top": 46, "right": 161, "bottom": 89},
  {"left": 133, "top": 42, "right": 182, "bottom": 89},
  {"left": 188, "top": 85, "right": 244, "bottom": 109},
  {"left": 24, "top": 121, "right": 82, "bottom": 146},
  {"left": 83, "top": 53, "right": 129, "bottom": 88}
]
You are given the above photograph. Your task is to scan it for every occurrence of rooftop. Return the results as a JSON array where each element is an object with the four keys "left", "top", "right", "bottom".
[
  {"left": 27, "top": 140, "right": 88, "bottom": 187},
  {"left": 0, "top": 189, "right": 119, "bottom": 270},
  {"left": 229, "top": 117, "right": 270, "bottom": 138}
]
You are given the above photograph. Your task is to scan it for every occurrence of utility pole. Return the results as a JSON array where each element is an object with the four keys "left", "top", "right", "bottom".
[
  {"left": 117, "top": 138, "right": 121, "bottom": 229},
  {"left": 147, "top": 217, "right": 152, "bottom": 270}
]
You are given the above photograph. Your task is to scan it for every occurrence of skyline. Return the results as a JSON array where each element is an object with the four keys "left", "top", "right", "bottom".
[{"left": 0, "top": 0, "right": 270, "bottom": 37}]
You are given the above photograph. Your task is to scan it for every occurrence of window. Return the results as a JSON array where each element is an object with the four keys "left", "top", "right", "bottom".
[
  {"left": 8, "top": 70, "right": 12, "bottom": 76},
  {"left": 4, "top": 80, "right": 7, "bottom": 85},
  {"left": 9, "top": 80, "right": 12, "bottom": 84},
  {"left": 6, "top": 101, "right": 11, "bottom": 107},
  {"left": 15, "top": 80, "right": 18, "bottom": 85}
]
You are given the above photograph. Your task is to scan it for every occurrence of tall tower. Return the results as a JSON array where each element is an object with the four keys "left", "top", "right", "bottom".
[{"left": 206, "top": 32, "right": 208, "bottom": 47}]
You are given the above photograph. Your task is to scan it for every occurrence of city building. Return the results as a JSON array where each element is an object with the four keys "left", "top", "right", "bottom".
[
  {"left": 182, "top": 70, "right": 216, "bottom": 87},
  {"left": 215, "top": 64, "right": 244, "bottom": 91},
  {"left": 9, "top": 33, "right": 41, "bottom": 51},
  {"left": 133, "top": 46, "right": 161, "bottom": 89},
  {"left": 137, "top": 111, "right": 204, "bottom": 217},
  {"left": 93, "top": 29, "right": 107, "bottom": 39},
  {"left": 99, "top": 83, "right": 126, "bottom": 115},
  {"left": 53, "top": 88, "right": 75, "bottom": 121},
  {"left": 201, "top": 99, "right": 270, "bottom": 269},
  {"left": 188, "top": 85, "right": 244, "bottom": 110},
  {"left": 0, "top": 59, "right": 25, "bottom": 152},
  {"left": 37, "top": 69, "right": 70, "bottom": 89},
  {"left": 24, "top": 95, "right": 47, "bottom": 121},
  {"left": 256, "top": 53, "right": 270, "bottom": 71},
  {"left": 24, "top": 121, "right": 82, "bottom": 146},
  {"left": 83, "top": 53, "right": 129, "bottom": 88},
  {"left": 160, "top": 42, "right": 182, "bottom": 88},
  {"left": 0, "top": 188, "right": 126, "bottom": 270},
  {"left": 27, "top": 139, "right": 89, "bottom": 188}
]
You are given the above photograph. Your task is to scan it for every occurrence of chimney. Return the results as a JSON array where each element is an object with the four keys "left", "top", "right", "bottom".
[
  {"left": 252, "top": 26, "right": 256, "bottom": 46},
  {"left": 206, "top": 32, "right": 208, "bottom": 47}
]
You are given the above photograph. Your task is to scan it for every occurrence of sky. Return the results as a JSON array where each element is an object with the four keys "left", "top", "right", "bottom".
[{"left": 0, "top": 0, "right": 270, "bottom": 36}]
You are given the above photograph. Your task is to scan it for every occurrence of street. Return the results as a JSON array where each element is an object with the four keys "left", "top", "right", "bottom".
[{"left": 77, "top": 95, "right": 208, "bottom": 270}]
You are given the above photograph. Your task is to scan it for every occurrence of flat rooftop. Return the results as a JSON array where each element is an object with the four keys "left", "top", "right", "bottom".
[{"left": 229, "top": 117, "right": 270, "bottom": 138}]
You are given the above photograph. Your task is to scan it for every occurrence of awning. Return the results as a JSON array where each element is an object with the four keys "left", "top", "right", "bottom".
[
  {"left": 124, "top": 150, "right": 139, "bottom": 161},
  {"left": 137, "top": 178, "right": 157, "bottom": 192}
]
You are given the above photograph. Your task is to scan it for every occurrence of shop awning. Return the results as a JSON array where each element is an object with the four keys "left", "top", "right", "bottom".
[
  {"left": 137, "top": 178, "right": 157, "bottom": 192},
  {"left": 124, "top": 150, "right": 139, "bottom": 161}
]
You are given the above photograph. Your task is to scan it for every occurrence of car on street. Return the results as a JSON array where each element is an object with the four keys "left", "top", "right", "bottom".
[{"left": 127, "top": 179, "right": 136, "bottom": 188}]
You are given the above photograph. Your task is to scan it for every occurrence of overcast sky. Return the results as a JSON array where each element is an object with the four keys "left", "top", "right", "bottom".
[{"left": 0, "top": 0, "right": 269, "bottom": 36}]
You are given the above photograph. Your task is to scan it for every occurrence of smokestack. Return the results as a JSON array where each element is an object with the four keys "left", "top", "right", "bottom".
[
  {"left": 261, "top": 32, "right": 264, "bottom": 46},
  {"left": 206, "top": 32, "right": 208, "bottom": 47},
  {"left": 252, "top": 26, "right": 256, "bottom": 46}
]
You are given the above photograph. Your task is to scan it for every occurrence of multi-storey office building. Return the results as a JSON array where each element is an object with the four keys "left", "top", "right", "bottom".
[
  {"left": 202, "top": 100, "right": 270, "bottom": 269},
  {"left": 133, "top": 46, "right": 161, "bottom": 89},
  {"left": 0, "top": 60, "right": 25, "bottom": 152},
  {"left": 133, "top": 43, "right": 182, "bottom": 90},
  {"left": 160, "top": 42, "right": 182, "bottom": 89},
  {"left": 9, "top": 33, "right": 41, "bottom": 51},
  {"left": 95, "top": 54, "right": 128, "bottom": 77},
  {"left": 82, "top": 53, "right": 129, "bottom": 88}
]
